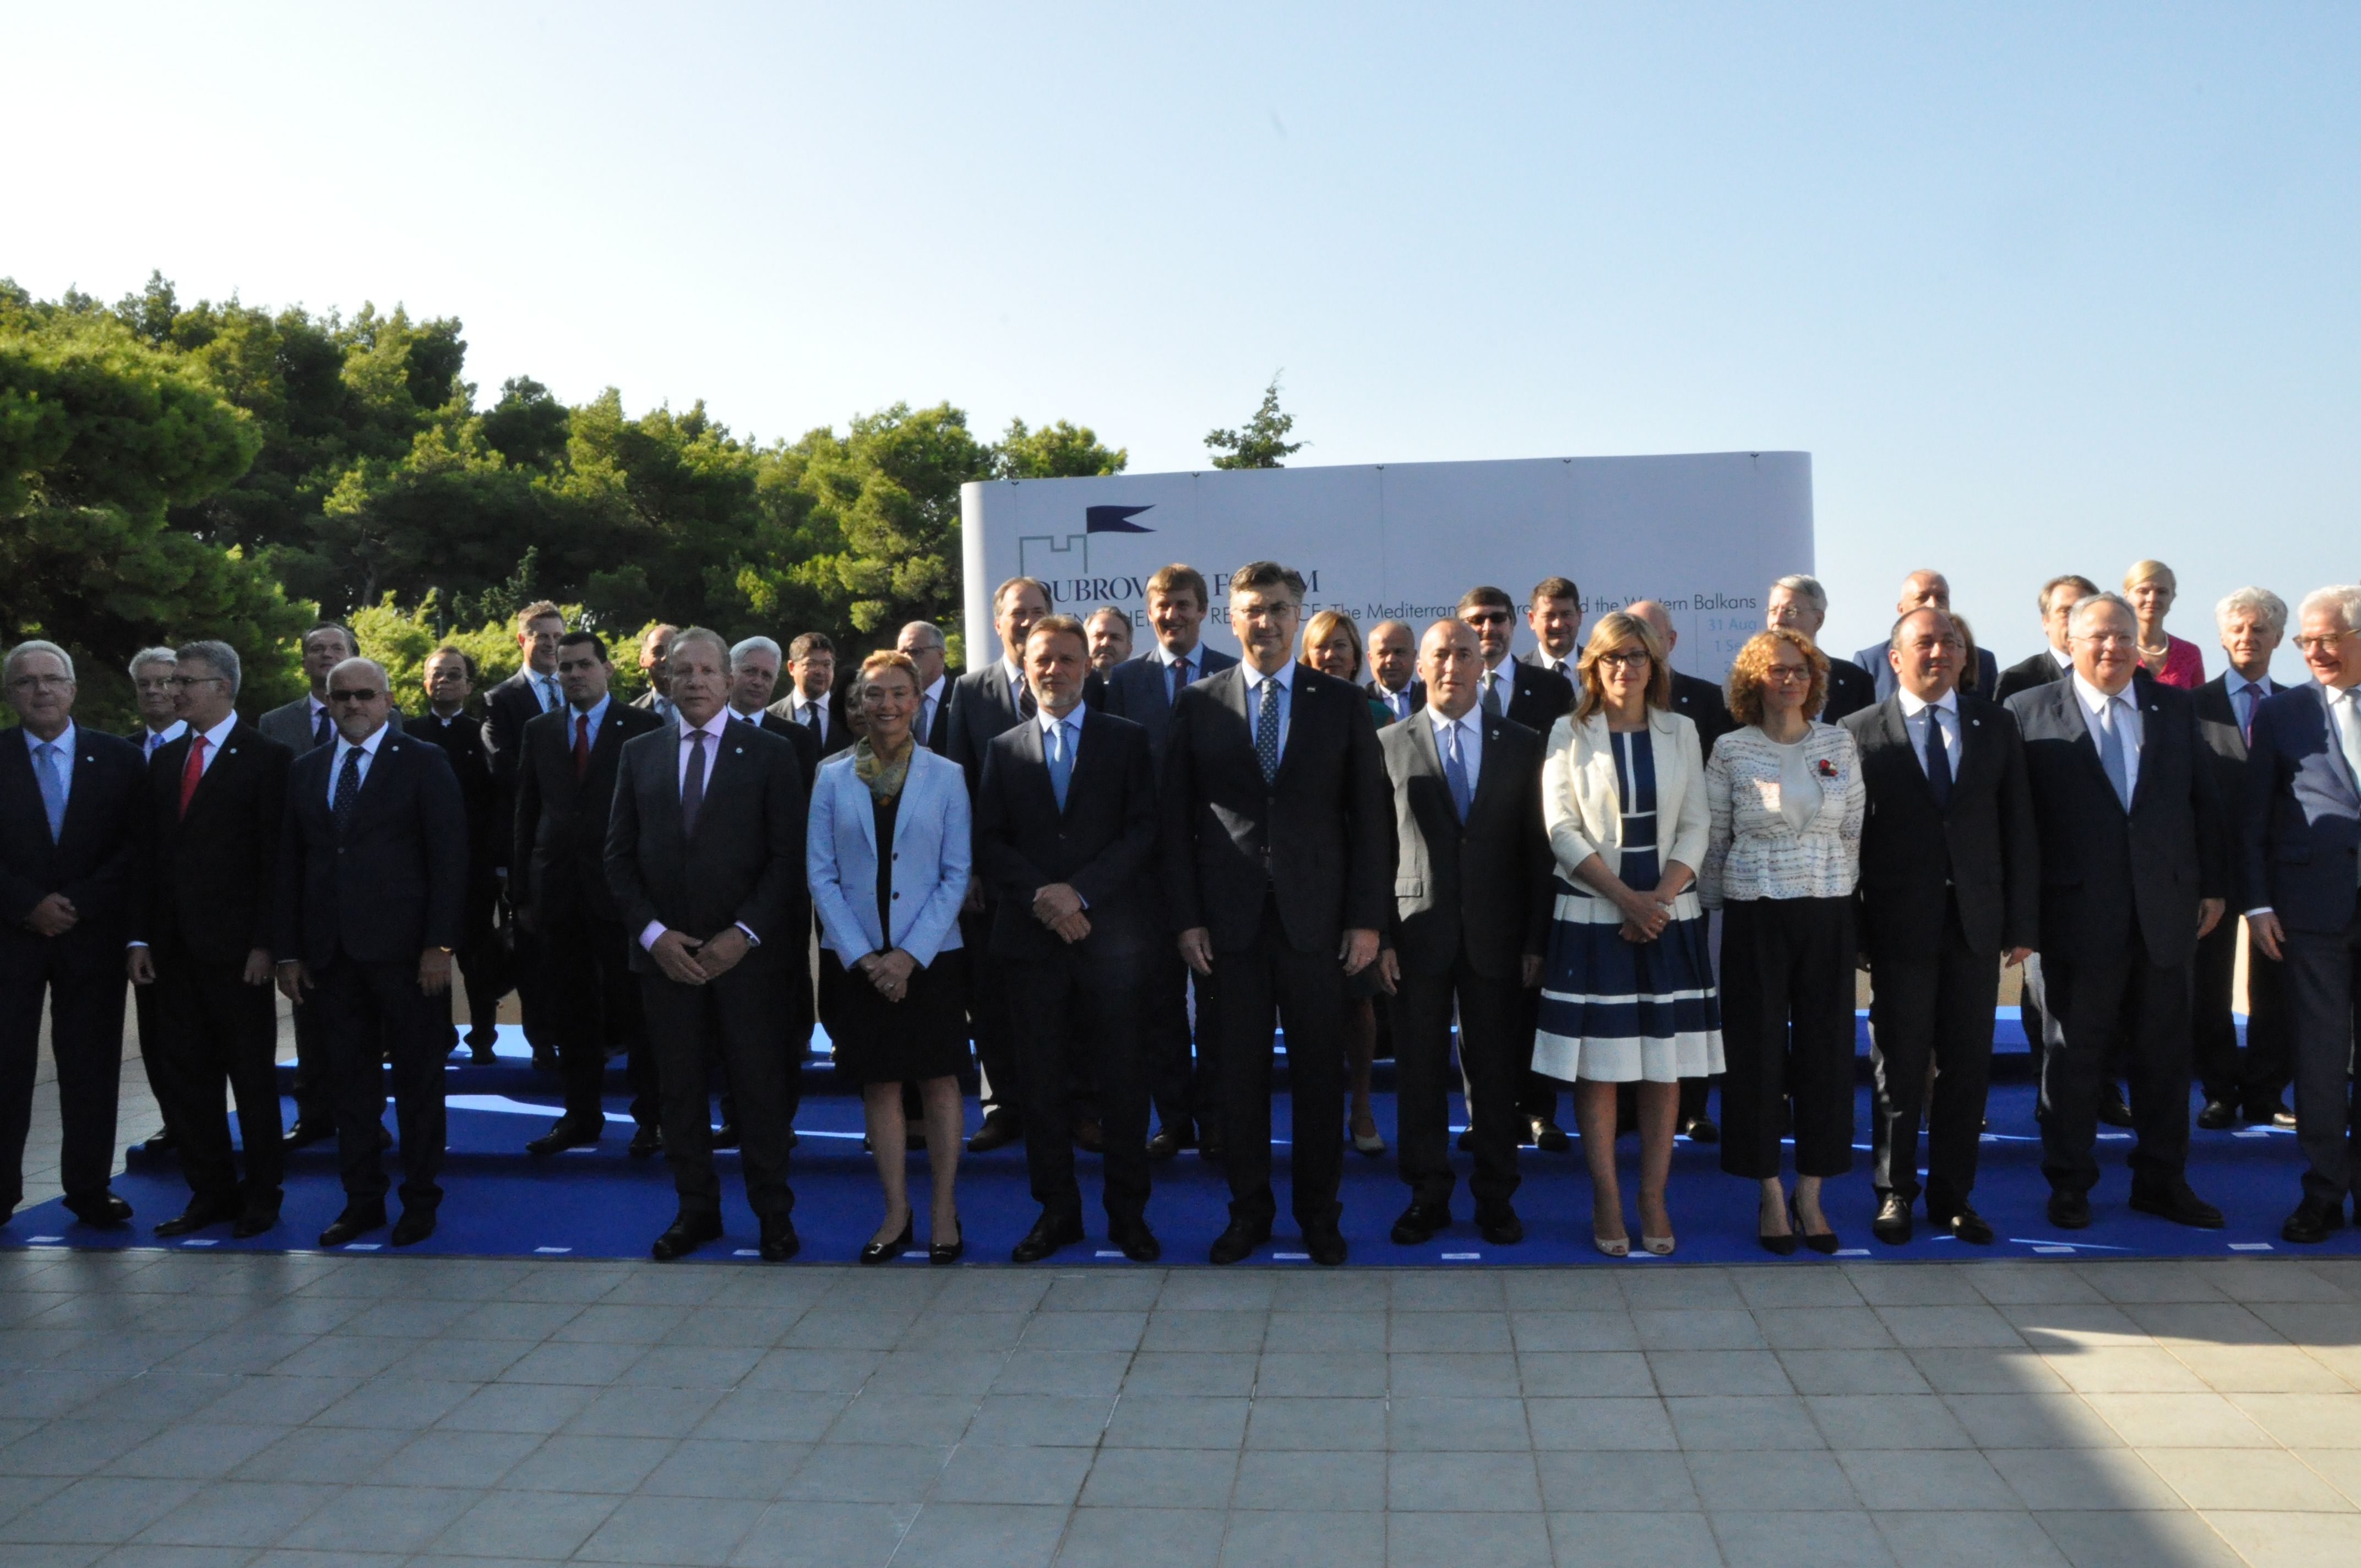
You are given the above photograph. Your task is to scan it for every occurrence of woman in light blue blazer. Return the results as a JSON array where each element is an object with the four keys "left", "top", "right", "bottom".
[{"left": 808, "top": 651, "right": 973, "bottom": 1264}]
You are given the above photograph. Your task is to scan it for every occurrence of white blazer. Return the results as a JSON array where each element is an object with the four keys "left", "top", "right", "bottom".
[
  {"left": 1540, "top": 707, "right": 1710, "bottom": 879},
  {"left": 806, "top": 747, "right": 970, "bottom": 967}
]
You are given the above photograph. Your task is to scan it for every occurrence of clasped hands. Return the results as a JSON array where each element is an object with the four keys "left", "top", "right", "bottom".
[
  {"left": 648, "top": 926, "right": 751, "bottom": 987},
  {"left": 1613, "top": 883, "right": 1677, "bottom": 944},
  {"left": 1031, "top": 883, "right": 1090, "bottom": 944}
]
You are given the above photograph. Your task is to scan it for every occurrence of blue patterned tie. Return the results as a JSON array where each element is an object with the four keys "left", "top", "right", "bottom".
[
  {"left": 1441, "top": 721, "right": 1472, "bottom": 823},
  {"left": 1254, "top": 677, "right": 1281, "bottom": 785},
  {"left": 331, "top": 745, "right": 363, "bottom": 833},
  {"left": 539, "top": 677, "right": 560, "bottom": 712},
  {"left": 2095, "top": 696, "right": 2132, "bottom": 810},
  {"left": 32, "top": 742, "right": 67, "bottom": 840},
  {"left": 1046, "top": 718, "right": 1072, "bottom": 810}
]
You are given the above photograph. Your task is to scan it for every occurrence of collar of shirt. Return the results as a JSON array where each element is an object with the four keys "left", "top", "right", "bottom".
[
  {"left": 1533, "top": 652, "right": 1570, "bottom": 677},
  {"left": 1001, "top": 656, "right": 1025, "bottom": 691},
  {"left": 1425, "top": 704, "right": 1480, "bottom": 748},
  {"left": 25, "top": 720, "right": 76, "bottom": 759},
  {"left": 921, "top": 674, "right": 946, "bottom": 707},
  {"left": 1897, "top": 689, "right": 1959, "bottom": 720},
  {"left": 328, "top": 725, "right": 388, "bottom": 797},
  {"left": 677, "top": 712, "right": 730, "bottom": 747},
  {"left": 2071, "top": 672, "right": 2135, "bottom": 716},
  {"left": 570, "top": 693, "right": 611, "bottom": 727},
  {"left": 143, "top": 720, "right": 189, "bottom": 753},
  {"left": 1240, "top": 660, "right": 1295, "bottom": 694},
  {"left": 1036, "top": 704, "right": 1084, "bottom": 744},
  {"left": 2227, "top": 670, "right": 2273, "bottom": 699},
  {"left": 307, "top": 694, "right": 329, "bottom": 720},
  {"left": 1149, "top": 641, "right": 1200, "bottom": 669},
  {"left": 194, "top": 714, "right": 237, "bottom": 756},
  {"left": 727, "top": 705, "right": 768, "bottom": 725},
  {"left": 2049, "top": 645, "right": 2073, "bottom": 671}
]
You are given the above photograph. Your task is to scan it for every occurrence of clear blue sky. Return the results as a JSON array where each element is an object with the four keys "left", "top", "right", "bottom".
[{"left": 9, "top": 2, "right": 2354, "bottom": 671}]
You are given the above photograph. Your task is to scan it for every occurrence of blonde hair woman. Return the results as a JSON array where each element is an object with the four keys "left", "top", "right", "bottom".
[
  {"left": 1532, "top": 611, "right": 1722, "bottom": 1256},
  {"left": 2124, "top": 560, "right": 2204, "bottom": 689}
]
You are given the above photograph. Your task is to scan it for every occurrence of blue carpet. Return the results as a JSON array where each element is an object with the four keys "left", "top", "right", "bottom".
[{"left": 4, "top": 1020, "right": 2349, "bottom": 1267}]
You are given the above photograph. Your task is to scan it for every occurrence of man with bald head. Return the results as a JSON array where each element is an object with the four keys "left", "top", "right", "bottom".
[
  {"left": 1854, "top": 571, "right": 2000, "bottom": 701},
  {"left": 1364, "top": 620, "right": 1423, "bottom": 722}
]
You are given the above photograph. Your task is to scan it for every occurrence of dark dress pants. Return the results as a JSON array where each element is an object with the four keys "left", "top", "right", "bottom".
[
  {"left": 130, "top": 981, "right": 174, "bottom": 1140},
  {"left": 1145, "top": 948, "right": 1217, "bottom": 1140},
  {"left": 287, "top": 994, "right": 331, "bottom": 1128},
  {"left": 0, "top": 948, "right": 126, "bottom": 1212},
  {"left": 2194, "top": 913, "right": 2294, "bottom": 1109},
  {"left": 1009, "top": 948, "right": 1151, "bottom": 1228},
  {"left": 450, "top": 878, "right": 505, "bottom": 1050},
  {"left": 149, "top": 942, "right": 284, "bottom": 1211},
  {"left": 1209, "top": 897, "right": 1347, "bottom": 1232},
  {"left": 2281, "top": 913, "right": 2361, "bottom": 1207},
  {"left": 1719, "top": 896, "right": 1857, "bottom": 1180},
  {"left": 2037, "top": 929, "right": 2193, "bottom": 1197},
  {"left": 960, "top": 906, "right": 1019, "bottom": 1120},
  {"left": 1394, "top": 953, "right": 1521, "bottom": 1214},
  {"left": 641, "top": 961, "right": 796, "bottom": 1222},
  {"left": 1867, "top": 899, "right": 1996, "bottom": 1212},
  {"left": 312, "top": 952, "right": 447, "bottom": 1210},
  {"left": 542, "top": 912, "right": 658, "bottom": 1130}
]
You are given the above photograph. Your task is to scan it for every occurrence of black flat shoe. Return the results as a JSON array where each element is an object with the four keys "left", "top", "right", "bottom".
[
  {"left": 2129, "top": 1182, "right": 2224, "bottom": 1229},
  {"left": 2195, "top": 1098, "right": 2237, "bottom": 1131},
  {"left": 650, "top": 1212, "right": 722, "bottom": 1261},
  {"left": 929, "top": 1224, "right": 964, "bottom": 1265},
  {"left": 628, "top": 1124, "right": 662, "bottom": 1158},
  {"left": 2096, "top": 1087, "right": 2134, "bottom": 1129},
  {"left": 966, "top": 1112, "right": 1021, "bottom": 1153},
  {"left": 232, "top": 1208, "right": 280, "bottom": 1240},
  {"left": 1946, "top": 1204, "right": 1995, "bottom": 1245},
  {"left": 153, "top": 1202, "right": 234, "bottom": 1238},
  {"left": 860, "top": 1215, "right": 914, "bottom": 1265},
  {"left": 1476, "top": 1206, "right": 1525, "bottom": 1246},
  {"left": 1146, "top": 1125, "right": 1190, "bottom": 1161},
  {"left": 2047, "top": 1189, "right": 2092, "bottom": 1229},
  {"left": 1112, "top": 1221, "right": 1162, "bottom": 1262},
  {"left": 710, "top": 1121, "right": 739, "bottom": 1151},
  {"left": 64, "top": 1192, "right": 133, "bottom": 1229},
  {"left": 319, "top": 1204, "right": 387, "bottom": 1247},
  {"left": 390, "top": 1207, "right": 437, "bottom": 1247},
  {"left": 1208, "top": 1217, "right": 1270, "bottom": 1265},
  {"left": 1304, "top": 1227, "right": 1348, "bottom": 1266},
  {"left": 1011, "top": 1211, "right": 1084, "bottom": 1264},
  {"left": 1872, "top": 1194, "right": 1913, "bottom": 1246},
  {"left": 2282, "top": 1197, "right": 2347, "bottom": 1245},
  {"left": 1794, "top": 1199, "right": 1839, "bottom": 1255},
  {"left": 760, "top": 1217, "right": 800, "bottom": 1262},
  {"left": 1679, "top": 1115, "right": 1720, "bottom": 1145},
  {"left": 526, "top": 1119, "right": 602, "bottom": 1157},
  {"left": 1390, "top": 1201, "right": 1450, "bottom": 1245}
]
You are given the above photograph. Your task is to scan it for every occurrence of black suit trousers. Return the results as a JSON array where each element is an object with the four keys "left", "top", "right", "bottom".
[
  {"left": 148, "top": 942, "right": 284, "bottom": 1209},
  {"left": 640, "top": 964, "right": 796, "bottom": 1222},
  {"left": 1719, "top": 897, "right": 1857, "bottom": 1180},
  {"left": 130, "top": 982, "right": 173, "bottom": 1137},
  {"left": 312, "top": 953, "right": 447, "bottom": 1210},
  {"left": 1209, "top": 897, "right": 1347, "bottom": 1231},
  {"left": 541, "top": 912, "right": 657, "bottom": 1129},
  {"left": 1394, "top": 955, "right": 1522, "bottom": 1213},
  {"left": 0, "top": 952, "right": 126, "bottom": 1209},
  {"left": 2037, "top": 930, "right": 2192, "bottom": 1196},
  {"left": 1144, "top": 948, "right": 1216, "bottom": 1136},
  {"left": 1009, "top": 949, "right": 1152, "bottom": 1227},
  {"left": 2281, "top": 916, "right": 2361, "bottom": 1207},
  {"left": 288, "top": 994, "right": 331, "bottom": 1126},
  {"left": 2193, "top": 915, "right": 2294, "bottom": 1108},
  {"left": 960, "top": 907, "right": 1019, "bottom": 1117},
  {"left": 1867, "top": 900, "right": 1997, "bottom": 1210}
]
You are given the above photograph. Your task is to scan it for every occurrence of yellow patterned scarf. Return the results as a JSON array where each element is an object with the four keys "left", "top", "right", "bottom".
[{"left": 852, "top": 736, "right": 914, "bottom": 802}]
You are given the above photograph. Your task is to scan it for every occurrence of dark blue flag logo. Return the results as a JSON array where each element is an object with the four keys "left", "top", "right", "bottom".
[{"left": 1086, "top": 504, "right": 1155, "bottom": 533}]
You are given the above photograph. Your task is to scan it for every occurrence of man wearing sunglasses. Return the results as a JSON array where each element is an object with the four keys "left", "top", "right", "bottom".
[{"left": 274, "top": 659, "right": 467, "bottom": 1248}]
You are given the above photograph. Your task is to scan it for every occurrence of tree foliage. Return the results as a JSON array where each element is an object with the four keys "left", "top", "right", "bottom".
[{"left": 1205, "top": 373, "right": 1304, "bottom": 469}]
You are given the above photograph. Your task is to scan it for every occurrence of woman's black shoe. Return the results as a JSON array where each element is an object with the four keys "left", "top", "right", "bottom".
[
  {"left": 860, "top": 1216, "right": 914, "bottom": 1265},
  {"left": 929, "top": 1223, "right": 965, "bottom": 1265},
  {"left": 1794, "top": 1197, "right": 1840, "bottom": 1255}
]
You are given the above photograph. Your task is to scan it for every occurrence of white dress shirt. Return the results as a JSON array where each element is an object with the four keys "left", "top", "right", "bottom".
[
  {"left": 1477, "top": 661, "right": 1516, "bottom": 715},
  {"left": 2071, "top": 673, "right": 2143, "bottom": 804},
  {"left": 187, "top": 712, "right": 237, "bottom": 777},
  {"left": 531, "top": 670, "right": 562, "bottom": 712},
  {"left": 1238, "top": 660, "right": 1295, "bottom": 764},
  {"left": 1897, "top": 688, "right": 1962, "bottom": 779},
  {"left": 138, "top": 720, "right": 188, "bottom": 760},
  {"left": 784, "top": 689, "right": 829, "bottom": 744},
  {"left": 324, "top": 723, "right": 388, "bottom": 805},
  {"left": 1425, "top": 705, "right": 1483, "bottom": 794}
]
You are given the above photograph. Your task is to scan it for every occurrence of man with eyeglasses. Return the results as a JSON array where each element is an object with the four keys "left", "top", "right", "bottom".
[
  {"left": 1766, "top": 574, "right": 1875, "bottom": 722},
  {"left": 120, "top": 646, "right": 189, "bottom": 1151},
  {"left": 2006, "top": 592, "right": 2227, "bottom": 1232},
  {"left": 2241, "top": 586, "right": 2361, "bottom": 1245},
  {"left": 1458, "top": 585, "right": 1575, "bottom": 737},
  {"left": 275, "top": 658, "right": 467, "bottom": 1248}
]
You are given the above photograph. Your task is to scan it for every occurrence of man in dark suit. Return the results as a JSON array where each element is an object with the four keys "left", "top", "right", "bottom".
[
  {"left": 1459, "top": 586, "right": 1575, "bottom": 733},
  {"left": 2242, "top": 585, "right": 2361, "bottom": 1244},
  {"left": 127, "top": 641, "right": 291, "bottom": 1238},
  {"left": 1, "top": 641, "right": 144, "bottom": 1231},
  {"left": 767, "top": 631, "right": 853, "bottom": 758},
  {"left": 1768, "top": 574, "right": 1874, "bottom": 722},
  {"left": 2006, "top": 592, "right": 2227, "bottom": 1230},
  {"left": 606, "top": 628, "right": 809, "bottom": 1263},
  {"left": 1377, "top": 618, "right": 1551, "bottom": 1247},
  {"left": 1102, "top": 563, "right": 1239, "bottom": 1157},
  {"left": 480, "top": 602, "right": 569, "bottom": 1072},
  {"left": 1994, "top": 574, "right": 2099, "bottom": 704},
  {"left": 1851, "top": 571, "right": 2001, "bottom": 702},
  {"left": 726, "top": 636, "right": 822, "bottom": 787},
  {"left": 629, "top": 624, "right": 679, "bottom": 725},
  {"left": 976, "top": 616, "right": 1162, "bottom": 1262},
  {"left": 513, "top": 631, "right": 668, "bottom": 1157},
  {"left": 409, "top": 646, "right": 504, "bottom": 1063},
  {"left": 1846, "top": 608, "right": 2039, "bottom": 1245},
  {"left": 275, "top": 658, "right": 467, "bottom": 1248},
  {"left": 895, "top": 621, "right": 955, "bottom": 752},
  {"left": 123, "top": 646, "right": 187, "bottom": 1149},
  {"left": 2193, "top": 587, "right": 2297, "bottom": 1130},
  {"left": 1521, "top": 576, "right": 1584, "bottom": 684},
  {"left": 1084, "top": 606, "right": 1133, "bottom": 677},
  {"left": 1363, "top": 619, "right": 1425, "bottom": 724},
  {"left": 1163, "top": 561, "right": 1395, "bottom": 1265}
]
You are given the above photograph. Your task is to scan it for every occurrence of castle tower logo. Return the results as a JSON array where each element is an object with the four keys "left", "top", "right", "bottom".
[{"left": 1018, "top": 504, "right": 1155, "bottom": 581}]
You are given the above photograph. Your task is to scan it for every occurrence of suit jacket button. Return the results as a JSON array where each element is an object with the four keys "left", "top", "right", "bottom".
[{"left": 892, "top": 891, "right": 901, "bottom": 900}]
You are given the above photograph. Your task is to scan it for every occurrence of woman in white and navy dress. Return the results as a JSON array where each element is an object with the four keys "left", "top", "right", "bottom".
[{"left": 1533, "top": 612, "right": 1723, "bottom": 1256}]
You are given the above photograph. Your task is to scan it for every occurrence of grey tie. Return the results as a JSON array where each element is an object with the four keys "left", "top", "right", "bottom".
[
  {"left": 2095, "top": 695, "right": 2132, "bottom": 810},
  {"left": 1481, "top": 669, "right": 1505, "bottom": 718}
]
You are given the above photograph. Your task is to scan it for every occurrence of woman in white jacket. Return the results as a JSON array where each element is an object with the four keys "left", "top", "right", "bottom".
[
  {"left": 1700, "top": 629, "right": 1866, "bottom": 1255},
  {"left": 1533, "top": 612, "right": 1723, "bottom": 1256}
]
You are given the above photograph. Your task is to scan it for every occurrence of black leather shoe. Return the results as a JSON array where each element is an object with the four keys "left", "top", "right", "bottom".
[
  {"left": 710, "top": 1121, "right": 739, "bottom": 1151},
  {"left": 628, "top": 1124, "right": 662, "bottom": 1158},
  {"left": 283, "top": 1119, "right": 335, "bottom": 1150},
  {"left": 319, "top": 1204, "right": 387, "bottom": 1246},
  {"left": 2047, "top": 1189, "right": 2092, "bottom": 1229},
  {"left": 1528, "top": 1115, "right": 1571, "bottom": 1152},
  {"left": 1304, "top": 1227, "right": 1348, "bottom": 1266},
  {"left": 1071, "top": 1118, "right": 1105, "bottom": 1154},
  {"left": 2097, "top": 1087, "right": 2134, "bottom": 1128},
  {"left": 1112, "top": 1221, "right": 1162, "bottom": 1262},
  {"left": 153, "top": 1201, "right": 233, "bottom": 1238},
  {"left": 2255, "top": 1098, "right": 2298, "bottom": 1129},
  {"left": 1679, "top": 1114, "right": 1720, "bottom": 1144},
  {"left": 760, "top": 1217, "right": 801, "bottom": 1262},
  {"left": 1146, "top": 1124, "right": 1190, "bottom": 1160},
  {"left": 2281, "top": 1196, "right": 2347, "bottom": 1245},
  {"left": 526, "top": 1119, "right": 602, "bottom": 1157},
  {"left": 1934, "top": 1199, "right": 1995, "bottom": 1245},
  {"left": 1390, "top": 1201, "right": 1451, "bottom": 1245},
  {"left": 1197, "top": 1128, "right": 1225, "bottom": 1163},
  {"left": 859, "top": 1215, "right": 914, "bottom": 1265},
  {"left": 2130, "top": 1182, "right": 2225, "bottom": 1229},
  {"left": 142, "top": 1127, "right": 176, "bottom": 1151},
  {"left": 1455, "top": 1129, "right": 1478, "bottom": 1153},
  {"left": 1872, "top": 1194, "right": 1914, "bottom": 1246},
  {"left": 231, "top": 1207, "right": 280, "bottom": 1240},
  {"left": 1208, "top": 1217, "right": 1270, "bottom": 1265},
  {"left": 390, "top": 1207, "right": 437, "bottom": 1247},
  {"left": 2196, "top": 1098, "right": 2238, "bottom": 1131},
  {"left": 1011, "top": 1211, "right": 1085, "bottom": 1264},
  {"left": 650, "top": 1212, "right": 722, "bottom": 1261},
  {"left": 466, "top": 1037, "right": 499, "bottom": 1065},
  {"left": 1476, "top": 1206, "right": 1525, "bottom": 1245},
  {"left": 63, "top": 1192, "right": 133, "bottom": 1229},
  {"left": 928, "top": 1223, "right": 964, "bottom": 1265},
  {"left": 531, "top": 1048, "right": 559, "bottom": 1074},
  {"left": 966, "top": 1111, "right": 1021, "bottom": 1153}
]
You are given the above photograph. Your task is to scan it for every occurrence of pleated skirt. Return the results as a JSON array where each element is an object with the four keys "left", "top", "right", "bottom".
[{"left": 1531, "top": 876, "right": 1725, "bottom": 1084}]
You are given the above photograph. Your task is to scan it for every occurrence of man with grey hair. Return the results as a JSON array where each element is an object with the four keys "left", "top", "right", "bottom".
[
  {"left": 1084, "top": 606, "right": 1133, "bottom": 677},
  {"left": 1766, "top": 573, "right": 1874, "bottom": 721},
  {"left": 723, "top": 635, "right": 818, "bottom": 787},
  {"left": 2, "top": 639, "right": 147, "bottom": 1229},
  {"left": 126, "top": 647, "right": 187, "bottom": 763},
  {"left": 895, "top": 622, "right": 951, "bottom": 750},
  {"left": 2241, "top": 584, "right": 2361, "bottom": 1243},
  {"left": 2193, "top": 586, "right": 2296, "bottom": 1130}
]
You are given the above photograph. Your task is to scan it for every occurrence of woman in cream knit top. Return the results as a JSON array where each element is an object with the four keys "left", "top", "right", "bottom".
[{"left": 1699, "top": 722, "right": 1865, "bottom": 906}]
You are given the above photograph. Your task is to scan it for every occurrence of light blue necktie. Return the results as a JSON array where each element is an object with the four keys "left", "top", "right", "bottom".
[
  {"left": 32, "top": 742, "right": 67, "bottom": 840},
  {"left": 1441, "top": 720, "right": 1472, "bottom": 823},
  {"left": 1046, "top": 718, "right": 1073, "bottom": 810},
  {"left": 2095, "top": 695, "right": 2132, "bottom": 810}
]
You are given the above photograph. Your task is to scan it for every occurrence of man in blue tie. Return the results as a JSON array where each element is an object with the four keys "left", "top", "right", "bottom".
[
  {"left": 1363, "top": 620, "right": 1424, "bottom": 722},
  {"left": 2008, "top": 593, "right": 2228, "bottom": 1231},
  {"left": 1, "top": 641, "right": 145, "bottom": 1232}
]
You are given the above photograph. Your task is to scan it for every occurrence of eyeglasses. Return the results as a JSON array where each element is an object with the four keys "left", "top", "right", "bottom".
[
  {"left": 1763, "top": 666, "right": 1813, "bottom": 684},
  {"left": 165, "top": 674, "right": 226, "bottom": 688},
  {"left": 1463, "top": 610, "right": 1511, "bottom": 626},
  {"left": 1595, "top": 650, "right": 1653, "bottom": 671},
  {"left": 6, "top": 675, "right": 70, "bottom": 691},
  {"left": 2295, "top": 631, "right": 2357, "bottom": 653},
  {"left": 328, "top": 689, "right": 383, "bottom": 704}
]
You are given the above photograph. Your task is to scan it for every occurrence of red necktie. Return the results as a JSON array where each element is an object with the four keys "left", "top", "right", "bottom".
[
  {"left": 573, "top": 714, "right": 591, "bottom": 777},
  {"left": 178, "top": 735, "right": 208, "bottom": 818}
]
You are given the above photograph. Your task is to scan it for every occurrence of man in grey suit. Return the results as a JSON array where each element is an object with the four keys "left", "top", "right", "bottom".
[
  {"left": 1376, "top": 619, "right": 1551, "bottom": 1248},
  {"left": 1102, "top": 563, "right": 1238, "bottom": 1156}
]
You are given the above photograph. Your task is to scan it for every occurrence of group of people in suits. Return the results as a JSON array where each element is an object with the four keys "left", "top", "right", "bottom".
[{"left": 4, "top": 545, "right": 2356, "bottom": 1259}]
